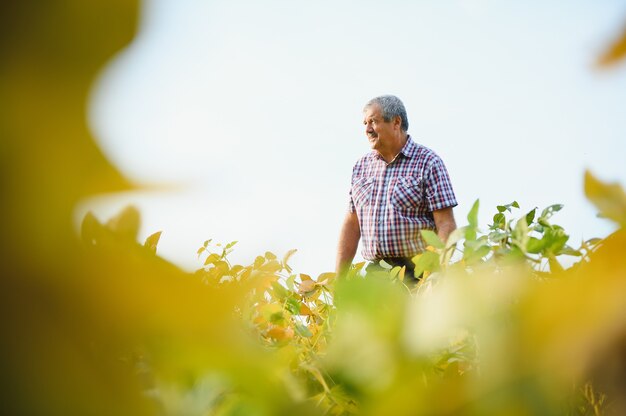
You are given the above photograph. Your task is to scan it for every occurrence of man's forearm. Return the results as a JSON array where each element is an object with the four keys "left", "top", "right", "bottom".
[
  {"left": 437, "top": 221, "right": 456, "bottom": 243},
  {"left": 433, "top": 207, "right": 457, "bottom": 243},
  {"left": 335, "top": 212, "right": 360, "bottom": 276}
]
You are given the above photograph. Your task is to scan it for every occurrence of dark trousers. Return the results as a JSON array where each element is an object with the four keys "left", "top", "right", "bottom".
[{"left": 365, "top": 257, "right": 422, "bottom": 288}]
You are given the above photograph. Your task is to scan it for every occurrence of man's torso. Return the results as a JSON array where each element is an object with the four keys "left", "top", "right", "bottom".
[{"left": 349, "top": 137, "right": 457, "bottom": 260}]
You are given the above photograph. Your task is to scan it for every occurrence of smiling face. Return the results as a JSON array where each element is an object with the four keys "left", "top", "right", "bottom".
[{"left": 363, "top": 104, "right": 399, "bottom": 153}]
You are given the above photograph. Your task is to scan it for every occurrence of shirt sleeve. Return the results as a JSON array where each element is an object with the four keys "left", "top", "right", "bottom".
[
  {"left": 348, "top": 164, "right": 357, "bottom": 213},
  {"left": 424, "top": 157, "right": 458, "bottom": 212}
]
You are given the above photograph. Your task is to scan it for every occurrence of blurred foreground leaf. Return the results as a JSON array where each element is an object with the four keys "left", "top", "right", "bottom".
[
  {"left": 585, "top": 170, "right": 626, "bottom": 227},
  {"left": 597, "top": 22, "right": 626, "bottom": 67}
]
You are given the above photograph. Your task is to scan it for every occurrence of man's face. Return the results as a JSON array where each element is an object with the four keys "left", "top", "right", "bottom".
[{"left": 363, "top": 104, "right": 396, "bottom": 151}]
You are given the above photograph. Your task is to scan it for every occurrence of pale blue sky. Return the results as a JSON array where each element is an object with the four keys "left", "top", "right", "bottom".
[{"left": 81, "top": 0, "right": 626, "bottom": 275}]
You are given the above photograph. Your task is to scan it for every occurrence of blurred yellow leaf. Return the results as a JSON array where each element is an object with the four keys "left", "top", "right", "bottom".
[
  {"left": 597, "top": 23, "right": 626, "bottom": 67},
  {"left": 267, "top": 325, "right": 294, "bottom": 341},
  {"left": 584, "top": 170, "right": 626, "bottom": 226},
  {"left": 143, "top": 231, "right": 162, "bottom": 254},
  {"left": 106, "top": 205, "right": 141, "bottom": 240},
  {"left": 298, "top": 279, "right": 317, "bottom": 294}
]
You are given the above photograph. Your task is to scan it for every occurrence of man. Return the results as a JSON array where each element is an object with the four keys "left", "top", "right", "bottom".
[{"left": 335, "top": 95, "right": 457, "bottom": 284}]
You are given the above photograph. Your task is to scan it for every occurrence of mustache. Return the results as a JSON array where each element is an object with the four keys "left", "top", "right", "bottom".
[{"left": 367, "top": 132, "right": 378, "bottom": 138}]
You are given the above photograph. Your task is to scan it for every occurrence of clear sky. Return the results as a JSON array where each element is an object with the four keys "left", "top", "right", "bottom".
[{"left": 79, "top": 0, "right": 626, "bottom": 276}]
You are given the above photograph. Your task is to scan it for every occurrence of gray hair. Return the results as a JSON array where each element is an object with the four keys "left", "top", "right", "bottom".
[{"left": 364, "top": 95, "right": 409, "bottom": 132}]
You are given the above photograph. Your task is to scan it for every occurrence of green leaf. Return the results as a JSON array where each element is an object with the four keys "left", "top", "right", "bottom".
[
  {"left": 225, "top": 240, "right": 238, "bottom": 249},
  {"left": 421, "top": 229, "right": 445, "bottom": 249},
  {"left": 271, "top": 282, "right": 289, "bottom": 300},
  {"left": 464, "top": 244, "right": 490, "bottom": 264},
  {"left": 538, "top": 204, "right": 564, "bottom": 226},
  {"left": 378, "top": 259, "right": 393, "bottom": 270},
  {"left": 467, "top": 199, "right": 480, "bottom": 228},
  {"left": 446, "top": 226, "right": 466, "bottom": 249},
  {"left": 497, "top": 201, "right": 519, "bottom": 214},
  {"left": 285, "top": 297, "right": 301, "bottom": 315},
  {"left": 269, "top": 311, "right": 285, "bottom": 325},
  {"left": 489, "top": 229, "right": 507, "bottom": 243},
  {"left": 559, "top": 245, "right": 582, "bottom": 257},
  {"left": 412, "top": 251, "right": 440, "bottom": 276},
  {"left": 294, "top": 323, "right": 313, "bottom": 338},
  {"left": 527, "top": 237, "right": 546, "bottom": 254},
  {"left": 512, "top": 217, "right": 529, "bottom": 252},
  {"left": 525, "top": 208, "right": 536, "bottom": 226},
  {"left": 492, "top": 213, "right": 506, "bottom": 229},
  {"left": 285, "top": 274, "right": 297, "bottom": 292},
  {"left": 543, "top": 227, "right": 569, "bottom": 256}
]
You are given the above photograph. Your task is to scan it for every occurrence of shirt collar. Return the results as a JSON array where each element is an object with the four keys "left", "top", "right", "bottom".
[
  {"left": 372, "top": 134, "right": 418, "bottom": 161},
  {"left": 399, "top": 135, "right": 418, "bottom": 158}
]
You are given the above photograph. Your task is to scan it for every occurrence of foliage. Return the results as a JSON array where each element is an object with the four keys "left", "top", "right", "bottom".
[
  {"left": 3, "top": 1, "right": 626, "bottom": 415},
  {"left": 85, "top": 170, "right": 621, "bottom": 416}
]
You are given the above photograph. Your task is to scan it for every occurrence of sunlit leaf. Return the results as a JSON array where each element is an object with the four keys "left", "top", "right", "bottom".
[
  {"left": 298, "top": 279, "right": 317, "bottom": 295},
  {"left": 254, "top": 256, "right": 265, "bottom": 268},
  {"left": 525, "top": 208, "right": 537, "bottom": 226},
  {"left": 294, "top": 323, "right": 313, "bottom": 338},
  {"left": 299, "top": 303, "right": 314, "bottom": 316},
  {"left": 467, "top": 199, "right": 480, "bottom": 228},
  {"left": 105, "top": 205, "right": 140, "bottom": 240},
  {"left": 204, "top": 253, "right": 220, "bottom": 266},
  {"left": 421, "top": 229, "right": 445, "bottom": 249},
  {"left": 584, "top": 170, "right": 626, "bottom": 226},
  {"left": 285, "top": 297, "right": 301, "bottom": 315},
  {"left": 267, "top": 325, "right": 294, "bottom": 341},
  {"left": 271, "top": 281, "right": 289, "bottom": 300},
  {"left": 492, "top": 213, "right": 506, "bottom": 229},
  {"left": 144, "top": 231, "right": 162, "bottom": 254},
  {"left": 412, "top": 251, "right": 440, "bottom": 276},
  {"left": 282, "top": 249, "right": 298, "bottom": 265}
]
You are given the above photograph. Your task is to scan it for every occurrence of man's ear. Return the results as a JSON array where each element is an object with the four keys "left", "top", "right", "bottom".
[{"left": 393, "top": 115, "right": 402, "bottom": 129}]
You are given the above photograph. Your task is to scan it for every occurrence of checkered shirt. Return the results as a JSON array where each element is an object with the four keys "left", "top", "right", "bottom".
[{"left": 348, "top": 136, "right": 457, "bottom": 260}]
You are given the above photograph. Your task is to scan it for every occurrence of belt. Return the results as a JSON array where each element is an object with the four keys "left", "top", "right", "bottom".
[
  {"left": 366, "top": 257, "right": 421, "bottom": 281},
  {"left": 377, "top": 257, "right": 416, "bottom": 271}
]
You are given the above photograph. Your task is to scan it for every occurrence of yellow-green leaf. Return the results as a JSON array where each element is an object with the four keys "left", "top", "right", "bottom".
[
  {"left": 584, "top": 170, "right": 626, "bottom": 226},
  {"left": 143, "top": 231, "right": 162, "bottom": 254}
]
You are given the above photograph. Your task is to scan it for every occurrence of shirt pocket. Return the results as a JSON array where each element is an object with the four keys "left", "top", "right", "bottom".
[
  {"left": 351, "top": 176, "right": 375, "bottom": 207},
  {"left": 392, "top": 176, "right": 423, "bottom": 210}
]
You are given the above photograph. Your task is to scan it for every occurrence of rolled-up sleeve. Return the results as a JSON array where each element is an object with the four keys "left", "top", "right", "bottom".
[{"left": 424, "top": 157, "right": 457, "bottom": 212}]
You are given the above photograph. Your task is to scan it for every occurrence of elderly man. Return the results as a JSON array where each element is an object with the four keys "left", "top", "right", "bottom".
[{"left": 336, "top": 95, "right": 457, "bottom": 284}]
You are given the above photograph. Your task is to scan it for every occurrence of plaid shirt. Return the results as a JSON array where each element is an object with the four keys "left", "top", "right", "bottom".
[{"left": 349, "top": 136, "right": 457, "bottom": 260}]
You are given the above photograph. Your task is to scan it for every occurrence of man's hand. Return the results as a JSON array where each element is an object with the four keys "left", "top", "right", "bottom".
[
  {"left": 335, "top": 211, "right": 360, "bottom": 277},
  {"left": 433, "top": 207, "right": 457, "bottom": 243}
]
